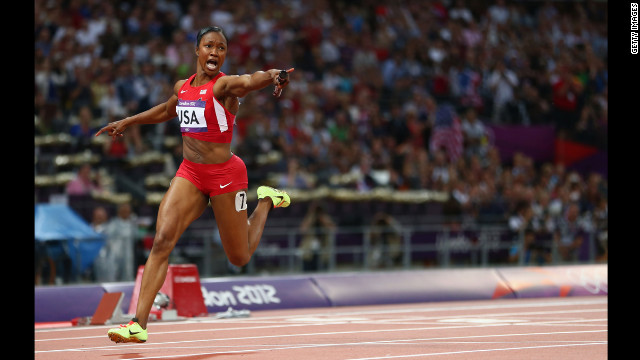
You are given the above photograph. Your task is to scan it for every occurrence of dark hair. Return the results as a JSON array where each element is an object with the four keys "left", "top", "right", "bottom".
[{"left": 196, "top": 26, "right": 228, "bottom": 47}]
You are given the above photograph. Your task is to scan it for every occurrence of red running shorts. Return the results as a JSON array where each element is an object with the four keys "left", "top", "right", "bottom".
[{"left": 175, "top": 154, "right": 248, "bottom": 198}]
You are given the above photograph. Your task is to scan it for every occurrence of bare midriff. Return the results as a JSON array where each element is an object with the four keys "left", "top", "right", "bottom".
[{"left": 182, "top": 136, "right": 232, "bottom": 164}]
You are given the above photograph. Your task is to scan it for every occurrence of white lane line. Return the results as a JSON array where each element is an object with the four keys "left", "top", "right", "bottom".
[
  {"left": 35, "top": 297, "right": 607, "bottom": 334},
  {"left": 345, "top": 342, "right": 607, "bottom": 360},
  {"left": 36, "top": 339, "right": 608, "bottom": 359},
  {"left": 106, "top": 342, "right": 612, "bottom": 360},
  {"left": 187, "top": 298, "right": 608, "bottom": 324},
  {"left": 35, "top": 308, "right": 607, "bottom": 342},
  {"left": 35, "top": 328, "right": 607, "bottom": 354},
  {"left": 515, "top": 318, "right": 608, "bottom": 326}
]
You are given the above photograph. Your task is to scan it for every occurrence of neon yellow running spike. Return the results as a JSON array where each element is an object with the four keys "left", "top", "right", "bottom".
[
  {"left": 257, "top": 186, "right": 291, "bottom": 208},
  {"left": 107, "top": 320, "right": 148, "bottom": 343}
]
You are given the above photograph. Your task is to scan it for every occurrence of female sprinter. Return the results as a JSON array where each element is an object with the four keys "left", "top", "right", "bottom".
[{"left": 96, "top": 26, "right": 294, "bottom": 343}]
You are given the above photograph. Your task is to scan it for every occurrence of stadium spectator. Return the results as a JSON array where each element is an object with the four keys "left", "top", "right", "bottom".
[
  {"left": 530, "top": 189, "right": 554, "bottom": 237},
  {"left": 87, "top": 205, "right": 110, "bottom": 282},
  {"left": 90, "top": 205, "right": 110, "bottom": 235},
  {"left": 550, "top": 62, "right": 584, "bottom": 139},
  {"left": 69, "top": 105, "right": 100, "bottom": 152},
  {"left": 66, "top": 67, "right": 94, "bottom": 116},
  {"left": 575, "top": 95, "right": 603, "bottom": 147},
  {"left": 449, "top": 0, "right": 474, "bottom": 24},
  {"left": 113, "top": 61, "right": 140, "bottom": 117},
  {"left": 509, "top": 228, "right": 551, "bottom": 265},
  {"left": 487, "top": 59, "right": 519, "bottom": 123},
  {"left": 299, "top": 202, "right": 336, "bottom": 272},
  {"left": 431, "top": 148, "right": 452, "bottom": 191},
  {"left": 460, "top": 107, "right": 488, "bottom": 159},
  {"left": 452, "top": 49, "right": 485, "bottom": 113},
  {"left": 553, "top": 202, "right": 587, "bottom": 262},
  {"left": 508, "top": 200, "right": 534, "bottom": 234},
  {"left": 65, "top": 163, "right": 103, "bottom": 196},
  {"left": 488, "top": 0, "right": 510, "bottom": 25},
  {"left": 278, "top": 158, "right": 314, "bottom": 190},
  {"left": 369, "top": 212, "right": 403, "bottom": 268},
  {"left": 591, "top": 195, "right": 607, "bottom": 262},
  {"left": 34, "top": 57, "right": 68, "bottom": 134},
  {"left": 99, "top": 202, "right": 139, "bottom": 282}
]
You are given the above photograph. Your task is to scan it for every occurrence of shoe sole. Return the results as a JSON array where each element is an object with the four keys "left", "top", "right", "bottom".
[{"left": 108, "top": 332, "right": 146, "bottom": 343}]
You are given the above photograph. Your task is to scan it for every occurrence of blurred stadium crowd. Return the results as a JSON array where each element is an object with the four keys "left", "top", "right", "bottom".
[{"left": 35, "top": 0, "right": 608, "bottom": 273}]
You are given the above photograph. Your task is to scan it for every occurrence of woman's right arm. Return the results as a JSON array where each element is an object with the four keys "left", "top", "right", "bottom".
[{"left": 95, "top": 80, "right": 185, "bottom": 139}]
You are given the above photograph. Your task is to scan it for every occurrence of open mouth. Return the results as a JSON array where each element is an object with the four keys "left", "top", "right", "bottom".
[{"left": 206, "top": 59, "right": 218, "bottom": 71}]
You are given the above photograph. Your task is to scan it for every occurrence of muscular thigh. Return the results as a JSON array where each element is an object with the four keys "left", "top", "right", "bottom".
[
  {"left": 210, "top": 189, "right": 249, "bottom": 254},
  {"left": 156, "top": 177, "right": 209, "bottom": 243}
]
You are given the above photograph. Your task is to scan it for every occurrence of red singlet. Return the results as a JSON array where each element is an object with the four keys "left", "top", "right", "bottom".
[{"left": 176, "top": 72, "right": 236, "bottom": 143}]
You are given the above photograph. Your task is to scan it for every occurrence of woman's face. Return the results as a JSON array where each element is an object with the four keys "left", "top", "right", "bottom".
[{"left": 196, "top": 31, "right": 227, "bottom": 76}]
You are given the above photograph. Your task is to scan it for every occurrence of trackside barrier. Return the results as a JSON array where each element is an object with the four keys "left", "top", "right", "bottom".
[
  {"left": 34, "top": 264, "right": 607, "bottom": 323},
  {"left": 309, "top": 268, "right": 514, "bottom": 307},
  {"left": 35, "top": 284, "right": 105, "bottom": 324},
  {"left": 199, "top": 275, "right": 331, "bottom": 311},
  {"left": 495, "top": 265, "right": 608, "bottom": 298}
]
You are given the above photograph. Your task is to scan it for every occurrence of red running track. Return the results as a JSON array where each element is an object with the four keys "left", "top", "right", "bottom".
[{"left": 34, "top": 296, "right": 607, "bottom": 360}]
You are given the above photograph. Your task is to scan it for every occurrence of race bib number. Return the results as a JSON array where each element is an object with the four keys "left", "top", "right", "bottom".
[
  {"left": 177, "top": 99, "right": 207, "bottom": 132},
  {"left": 235, "top": 191, "right": 247, "bottom": 212}
]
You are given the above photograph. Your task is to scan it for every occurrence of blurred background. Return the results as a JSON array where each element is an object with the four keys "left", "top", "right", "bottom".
[{"left": 34, "top": 0, "right": 607, "bottom": 285}]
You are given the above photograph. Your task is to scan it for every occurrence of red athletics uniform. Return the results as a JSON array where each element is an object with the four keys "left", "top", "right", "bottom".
[{"left": 174, "top": 72, "right": 249, "bottom": 198}]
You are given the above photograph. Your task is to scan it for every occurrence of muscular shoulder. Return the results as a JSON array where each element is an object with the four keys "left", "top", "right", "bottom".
[
  {"left": 212, "top": 75, "right": 242, "bottom": 111},
  {"left": 212, "top": 74, "right": 231, "bottom": 96},
  {"left": 174, "top": 79, "right": 188, "bottom": 95}
]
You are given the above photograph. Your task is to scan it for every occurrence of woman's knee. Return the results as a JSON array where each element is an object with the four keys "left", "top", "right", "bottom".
[
  {"left": 226, "top": 251, "right": 250, "bottom": 267},
  {"left": 150, "top": 231, "right": 177, "bottom": 259}
]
